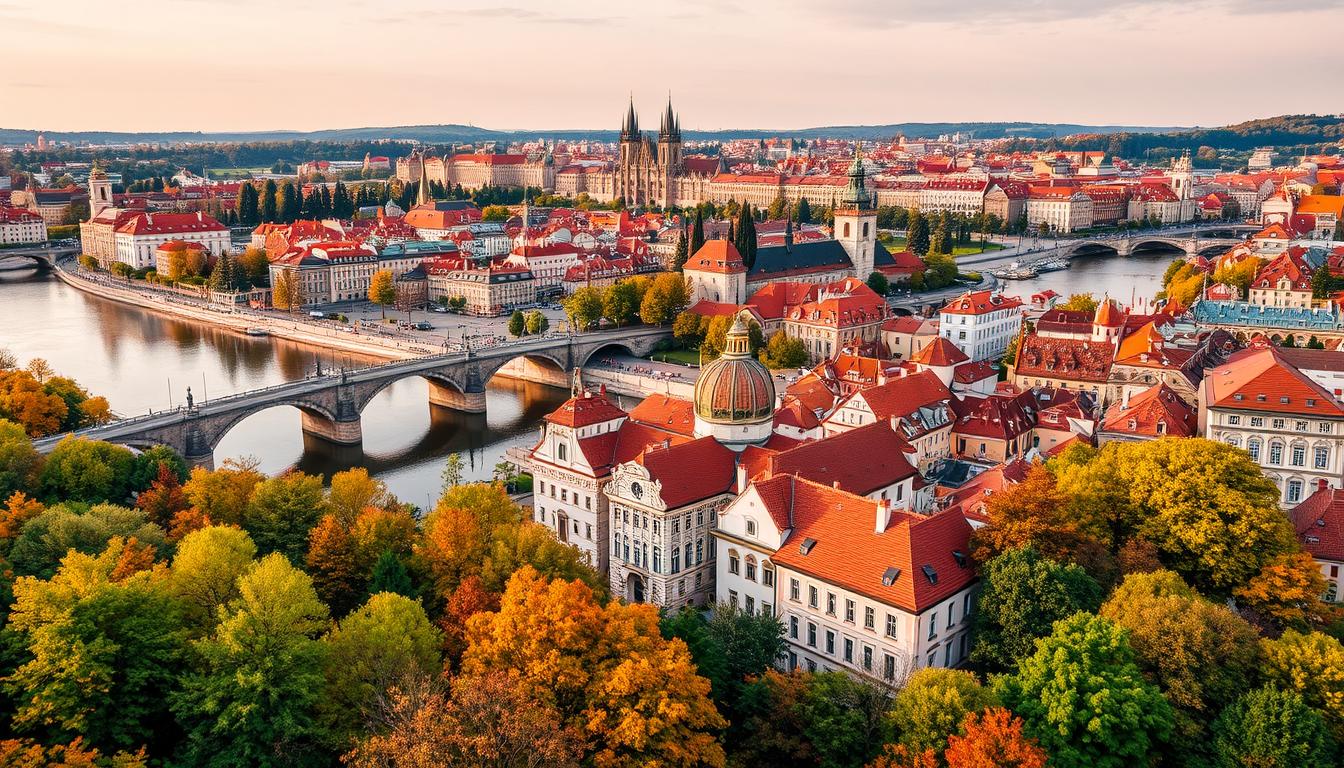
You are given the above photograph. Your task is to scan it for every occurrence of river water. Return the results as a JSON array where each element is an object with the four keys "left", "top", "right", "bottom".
[
  {"left": 0, "top": 265, "right": 567, "bottom": 508},
  {"left": 993, "top": 248, "right": 1183, "bottom": 309}
]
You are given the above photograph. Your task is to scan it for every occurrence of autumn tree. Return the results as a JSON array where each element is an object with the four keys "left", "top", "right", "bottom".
[
  {"left": 36, "top": 438, "right": 137, "bottom": 503},
  {"left": 943, "top": 708, "right": 1048, "bottom": 768},
  {"left": 970, "top": 463, "right": 1113, "bottom": 579},
  {"left": 183, "top": 457, "right": 264, "bottom": 526},
  {"left": 306, "top": 514, "right": 365, "bottom": 615},
  {"left": 326, "top": 467, "right": 393, "bottom": 527},
  {"left": 350, "top": 506, "right": 417, "bottom": 574},
  {"left": 0, "top": 738, "right": 148, "bottom": 768},
  {"left": 799, "top": 671, "right": 894, "bottom": 768},
  {"left": 271, "top": 270, "right": 302, "bottom": 311},
  {"left": 970, "top": 546, "right": 1101, "bottom": 672},
  {"left": 0, "top": 368, "right": 68, "bottom": 437},
  {"left": 462, "top": 567, "right": 726, "bottom": 768},
  {"left": 8, "top": 503, "right": 167, "bottom": 579},
  {"left": 1235, "top": 550, "right": 1337, "bottom": 631},
  {"left": 1211, "top": 686, "right": 1338, "bottom": 768},
  {"left": 7, "top": 540, "right": 186, "bottom": 754},
  {"left": 996, "top": 613, "right": 1173, "bottom": 768},
  {"left": 889, "top": 668, "right": 999, "bottom": 758},
  {"left": 172, "top": 553, "right": 330, "bottom": 767},
  {"left": 730, "top": 670, "right": 817, "bottom": 766},
  {"left": 0, "top": 419, "right": 41, "bottom": 498},
  {"left": 1059, "top": 293, "right": 1098, "bottom": 313},
  {"left": 320, "top": 592, "right": 442, "bottom": 748},
  {"left": 640, "top": 271, "right": 691, "bottom": 326},
  {"left": 759, "top": 331, "right": 808, "bottom": 369},
  {"left": 242, "top": 470, "right": 326, "bottom": 563},
  {"left": 369, "top": 269, "right": 397, "bottom": 318},
  {"left": 135, "top": 461, "right": 189, "bottom": 528},
  {"left": 601, "top": 280, "right": 640, "bottom": 326},
  {"left": 1261, "top": 630, "right": 1344, "bottom": 740},
  {"left": 168, "top": 524, "right": 257, "bottom": 634},
  {"left": 0, "top": 490, "right": 43, "bottom": 545}
]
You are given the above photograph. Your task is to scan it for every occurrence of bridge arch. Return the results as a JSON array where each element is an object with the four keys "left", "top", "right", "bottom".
[
  {"left": 0, "top": 252, "right": 55, "bottom": 270},
  {"left": 1066, "top": 241, "right": 1120, "bottom": 258},
  {"left": 203, "top": 398, "right": 343, "bottom": 455}
]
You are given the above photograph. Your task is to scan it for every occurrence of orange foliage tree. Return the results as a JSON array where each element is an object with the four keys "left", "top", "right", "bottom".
[
  {"left": 1235, "top": 551, "right": 1338, "bottom": 631},
  {"left": 135, "top": 462, "right": 189, "bottom": 528},
  {"left": 462, "top": 567, "right": 727, "bottom": 768},
  {"left": 305, "top": 514, "right": 364, "bottom": 616},
  {"left": 943, "top": 708, "right": 1048, "bottom": 768}
]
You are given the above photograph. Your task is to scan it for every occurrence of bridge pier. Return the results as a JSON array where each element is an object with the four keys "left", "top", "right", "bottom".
[
  {"left": 300, "top": 411, "right": 363, "bottom": 445},
  {"left": 427, "top": 380, "right": 487, "bottom": 414}
]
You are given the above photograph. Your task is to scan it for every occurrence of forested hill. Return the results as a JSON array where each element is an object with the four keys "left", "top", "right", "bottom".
[{"left": 1001, "top": 114, "right": 1344, "bottom": 155}]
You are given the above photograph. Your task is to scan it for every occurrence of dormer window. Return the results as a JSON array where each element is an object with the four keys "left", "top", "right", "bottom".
[
  {"left": 882, "top": 567, "right": 901, "bottom": 586},
  {"left": 921, "top": 565, "right": 938, "bottom": 585}
]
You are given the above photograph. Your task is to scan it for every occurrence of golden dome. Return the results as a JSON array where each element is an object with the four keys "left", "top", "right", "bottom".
[{"left": 694, "top": 310, "right": 775, "bottom": 424}]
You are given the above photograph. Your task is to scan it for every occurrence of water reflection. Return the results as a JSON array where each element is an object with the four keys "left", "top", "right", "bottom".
[{"left": 1000, "top": 249, "right": 1182, "bottom": 306}]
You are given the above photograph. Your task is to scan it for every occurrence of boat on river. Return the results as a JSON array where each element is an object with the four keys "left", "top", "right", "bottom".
[
  {"left": 991, "top": 262, "right": 1038, "bottom": 280},
  {"left": 244, "top": 327, "right": 270, "bottom": 337},
  {"left": 1035, "top": 258, "right": 1071, "bottom": 273}
]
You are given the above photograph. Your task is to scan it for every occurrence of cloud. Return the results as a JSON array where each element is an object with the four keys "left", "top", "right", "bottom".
[{"left": 805, "top": 0, "right": 1330, "bottom": 27}]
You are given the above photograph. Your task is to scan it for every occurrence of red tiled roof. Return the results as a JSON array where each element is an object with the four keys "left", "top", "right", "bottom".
[
  {"left": 763, "top": 476, "right": 976, "bottom": 612},
  {"left": 1101, "top": 383, "right": 1197, "bottom": 438},
  {"left": 1204, "top": 347, "right": 1344, "bottom": 416},
  {"left": 114, "top": 211, "right": 226, "bottom": 235},
  {"left": 763, "top": 420, "right": 919, "bottom": 496},
  {"left": 628, "top": 394, "right": 695, "bottom": 436},
  {"left": 684, "top": 240, "right": 746, "bottom": 274},
  {"left": 545, "top": 390, "right": 627, "bottom": 428},
  {"left": 1014, "top": 334, "right": 1114, "bottom": 384},
  {"left": 633, "top": 436, "right": 737, "bottom": 508},
  {"left": 940, "top": 290, "right": 1023, "bottom": 316},
  {"left": 855, "top": 370, "right": 953, "bottom": 421},
  {"left": 910, "top": 336, "right": 969, "bottom": 367},
  {"left": 1291, "top": 485, "right": 1344, "bottom": 562}
]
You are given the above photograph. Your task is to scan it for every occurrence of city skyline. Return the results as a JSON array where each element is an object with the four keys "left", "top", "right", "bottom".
[{"left": 4, "top": 0, "right": 1342, "bottom": 133}]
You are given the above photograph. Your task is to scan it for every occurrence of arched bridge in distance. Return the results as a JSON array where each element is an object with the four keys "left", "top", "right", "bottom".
[
  {"left": 31, "top": 326, "right": 671, "bottom": 467},
  {"left": 0, "top": 244, "right": 81, "bottom": 269},
  {"left": 1055, "top": 224, "right": 1260, "bottom": 260}
]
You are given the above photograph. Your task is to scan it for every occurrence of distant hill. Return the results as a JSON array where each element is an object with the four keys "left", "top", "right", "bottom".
[{"left": 0, "top": 121, "right": 1190, "bottom": 147}]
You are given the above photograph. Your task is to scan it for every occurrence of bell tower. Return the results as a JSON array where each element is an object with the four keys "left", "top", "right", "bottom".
[
  {"left": 88, "top": 164, "right": 113, "bottom": 220},
  {"left": 833, "top": 151, "right": 877, "bottom": 280}
]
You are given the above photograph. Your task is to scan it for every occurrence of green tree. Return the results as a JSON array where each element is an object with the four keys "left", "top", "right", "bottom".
[
  {"left": 867, "top": 271, "right": 890, "bottom": 296},
  {"left": 889, "top": 668, "right": 999, "bottom": 758},
  {"left": 524, "top": 310, "right": 549, "bottom": 335},
  {"left": 209, "top": 252, "right": 236, "bottom": 292},
  {"left": 440, "top": 453, "right": 464, "bottom": 490},
  {"left": 261, "top": 179, "right": 278, "bottom": 222},
  {"left": 368, "top": 549, "right": 415, "bottom": 598},
  {"left": 767, "top": 194, "right": 788, "bottom": 220},
  {"left": 996, "top": 613, "right": 1173, "bottom": 768},
  {"left": 0, "top": 419, "right": 41, "bottom": 499},
  {"left": 639, "top": 272, "right": 689, "bottom": 326},
  {"left": 759, "top": 332, "right": 808, "bottom": 369},
  {"left": 236, "top": 183, "right": 260, "bottom": 226},
  {"left": 691, "top": 208, "right": 705, "bottom": 254},
  {"left": 673, "top": 310, "right": 706, "bottom": 347},
  {"left": 130, "top": 444, "right": 187, "bottom": 491},
  {"left": 601, "top": 281, "right": 640, "bottom": 326},
  {"left": 800, "top": 671, "right": 893, "bottom": 768},
  {"left": 320, "top": 592, "right": 441, "bottom": 748},
  {"left": 9, "top": 503, "right": 167, "bottom": 580},
  {"left": 796, "top": 196, "right": 812, "bottom": 224},
  {"left": 672, "top": 223, "right": 689, "bottom": 272},
  {"left": 368, "top": 269, "right": 396, "bottom": 319},
  {"left": 330, "top": 180, "right": 353, "bottom": 219},
  {"left": 971, "top": 546, "right": 1102, "bottom": 672},
  {"left": 735, "top": 204, "right": 758, "bottom": 270},
  {"left": 562, "top": 286, "right": 603, "bottom": 331},
  {"left": 1261, "top": 630, "right": 1344, "bottom": 740},
  {"left": 36, "top": 437, "right": 137, "bottom": 503},
  {"left": 169, "top": 525, "right": 257, "bottom": 634},
  {"left": 1060, "top": 293, "right": 1098, "bottom": 313},
  {"left": 7, "top": 541, "right": 186, "bottom": 754},
  {"left": 1313, "top": 265, "right": 1332, "bottom": 299},
  {"left": 243, "top": 471, "right": 326, "bottom": 563},
  {"left": 278, "top": 181, "right": 301, "bottom": 223},
  {"left": 172, "top": 553, "right": 330, "bottom": 768},
  {"left": 508, "top": 310, "right": 526, "bottom": 337},
  {"left": 481, "top": 205, "right": 511, "bottom": 222},
  {"left": 1213, "top": 685, "right": 1337, "bottom": 768},
  {"left": 907, "top": 209, "right": 930, "bottom": 256}
]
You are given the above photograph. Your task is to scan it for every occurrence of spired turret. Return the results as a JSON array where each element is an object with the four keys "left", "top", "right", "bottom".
[
  {"left": 621, "top": 98, "right": 639, "bottom": 142},
  {"left": 659, "top": 96, "right": 680, "bottom": 140}
]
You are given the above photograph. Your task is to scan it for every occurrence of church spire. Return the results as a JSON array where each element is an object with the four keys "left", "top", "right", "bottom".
[
  {"left": 416, "top": 152, "right": 432, "bottom": 207},
  {"left": 621, "top": 96, "right": 638, "bottom": 141},
  {"left": 660, "top": 94, "right": 677, "bottom": 139}
]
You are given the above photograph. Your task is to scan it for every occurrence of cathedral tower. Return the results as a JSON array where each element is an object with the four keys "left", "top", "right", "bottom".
[
  {"left": 834, "top": 152, "right": 877, "bottom": 279},
  {"left": 88, "top": 164, "right": 112, "bottom": 220}
]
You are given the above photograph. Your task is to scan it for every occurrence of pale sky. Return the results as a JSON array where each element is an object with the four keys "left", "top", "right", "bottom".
[{"left": 5, "top": 0, "right": 1343, "bottom": 133}]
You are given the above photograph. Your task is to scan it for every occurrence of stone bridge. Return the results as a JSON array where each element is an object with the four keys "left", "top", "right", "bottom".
[
  {"left": 1059, "top": 233, "right": 1244, "bottom": 258},
  {"left": 0, "top": 245, "right": 79, "bottom": 269},
  {"left": 32, "top": 326, "right": 670, "bottom": 466}
]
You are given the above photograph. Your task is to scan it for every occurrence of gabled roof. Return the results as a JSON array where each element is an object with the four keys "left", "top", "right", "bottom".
[
  {"left": 1204, "top": 347, "right": 1344, "bottom": 416},
  {"left": 940, "top": 290, "right": 1023, "bottom": 316},
  {"left": 1101, "top": 383, "right": 1197, "bottom": 438},
  {"left": 763, "top": 421, "right": 919, "bottom": 496},
  {"left": 1291, "top": 485, "right": 1344, "bottom": 563},
  {"left": 762, "top": 476, "right": 975, "bottom": 612},
  {"left": 627, "top": 394, "right": 695, "bottom": 436},
  {"left": 1014, "top": 334, "right": 1114, "bottom": 383},
  {"left": 632, "top": 436, "right": 737, "bottom": 508},
  {"left": 684, "top": 239, "right": 745, "bottom": 274},
  {"left": 545, "top": 389, "right": 627, "bottom": 428},
  {"left": 910, "top": 336, "right": 969, "bottom": 367},
  {"left": 853, "top": 370, "right": 954, "bottom": 422}
]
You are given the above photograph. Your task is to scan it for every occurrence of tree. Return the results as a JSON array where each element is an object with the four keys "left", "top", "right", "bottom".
[
  {"left": 970, "top": 464, "right": 1113, "bottom": 580},
  {"left": 1212, "top": 686, "right": 1338, "bottom": 768},
  {"left": 796, "top": 197, "right": 812, "bottom": 224},
  {"left": 272, "top": 270, "right": 302, "bottom": 312},
  {"left": 134, "top": 461, "right": 189, "bottom": 528},
  {"left": 0, "top": 368, "right": 69, "bottom": 437},
  {"left": 344, "top": 670, "right": 582, "bottom": 768},
  {"left": 9, "top": 503, "right": 167, "bottom": 580},
  {"left": 1059, "top": 293, "right": 1098, "bottom": 313},
  {"left": 1235, "top": 551, "right": 1336, "bottom": 631},
  {"left": 889, "top": 668, "right": 999, "bottom": 758},
  {"left": 759, "top": 331, "right": 808, "bottom": 369},
  {"left": 562, "top": 286, "right": 603, "bottom": 331},
  {"left": 907, "top": 209, "right": 930, "bottom": 256},
  {"left": 943, "top": 708, "right": 1049, "bottom": 768},
  {"left": 261, "top": 179, "right": 278, "bottom": 222},
  {"left": 640, "top": 272, "right": 690, "bottom": 326},
  {"left": 601, "top": 280, "right": 640, "bottom": 326},
  {"left": 305, "top": 514, "right": 364, "bottom": 616},
  {"left": 237, "top": 247, "right": 271, "bottom": 288},
  {"left": 480, "top": 204, "right": 511, "bottom": 222},
  {"left": 1313, "top": 265, "right": 1333, "bottom": 298},
  {"left": 169, "top": 525, "right": 257, "bottom": 634},
  {"left": 461, "top": 568, "right": 726, "bottom": 768},
  {"left": 209, "top": 252, "right": 236, "bottom": 292},
  {"left": 731, "top": 670, "right": 817, "bottom": 766},
  {"left": 799, "top": 671, "right": 893, "bottom": 768},
  {"left": 663, "top": 603, "right": 784, "bottom": 718},
  {"left": 0, "top": 738, "right": 148, "bottom": 768},
  {"left": 996, "top": 613, "right": 1173, "bottom": 768},
  {"left": 7, "top": 540, "right": 186, "bottom": 754},
  {"left": 183, "top": 457, "right": 264, "bottom": 526},
  {"left": 331, "top": 180, "right": 353, "bottom": 219},
  {"left": 508, "top": 309, "right": 526, "bottom": 337},
  {"left": 866, "top": 271, "right": 890, "bottom": 296},
  {"left": 326, "top": 467, "right": 392, "bottom": 527},
  {"left": 672, "top": 223, "right": 689, "bottom": 272},
  {"left": 673, "top": 310, "right": 706, "bottom": 347},
  {"left": 368, "top": 549, "right": 415, "bottom": 597},
  {"left": 690, "top": 208, "right": 705, "bottom": 254},
  {"left": 278, "top": 181, "right": 301, "bottom": 222},
  {"left": 735, "top": 203, "right": 758, "bottom": 270},
  {"left": 350, "top": 506, "right": 417, "bottom": 574},
  {"left": 243, "top": 471, "right": 326, "bottom": 563},
  {"left": 172, "top": 553, "right": 330, "bottom": 768},
  {"left": 236, "top": 183, "right": 260, "bottom": 226},
  {"left": 524, "top": 310, "right": 549, "bottom": 335},
  {"left": 440, "top": 453, "right": 464, "bottom": 490},
  {"left": 0, "top": 419, "right": 41, "bottom": 499},
  {"left": 369, "top": 269, "right": 397, "bottom": 319},
  {"left": 970, "top": 546, "right": 1102, "bottom": 672},
  {"left": 320, "top": 592, "right": 441, "bottom": 748},
  {"left": 1261, "top": 630, "right": 1344, "bottom": 740}
]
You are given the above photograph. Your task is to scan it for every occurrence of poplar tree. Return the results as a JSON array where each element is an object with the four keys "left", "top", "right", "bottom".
[
  {"left": 278, "top": 182, "right": 301, "bottom": 223},
  {"left": 691, "top": 208, "right": 705, "bottom": 254},
  {"left": 260, "top": 179, "right": 278, "bottom": 222},
  {"left": 236, "top": 183, "right": 260, "bottom": 226}
]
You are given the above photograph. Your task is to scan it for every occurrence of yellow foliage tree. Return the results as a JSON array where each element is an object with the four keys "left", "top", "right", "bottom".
[
  {"left": 369, "top": 269, "right": 397, "bottom": 318},
  {"left": 1235, "top": 551, "right": 1338, "bottom": 631},
  {"left": 1261, "top": 630, "right": 1344, "bottom": 740}
]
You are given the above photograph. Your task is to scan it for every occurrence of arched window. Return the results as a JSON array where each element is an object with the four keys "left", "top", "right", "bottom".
[
  {"left": 684, "top": 542, "right": 693, "bottom": 568},
  {"left": 1269, "top": 440, "right": 1284, "bottom": 465},
  {"left": 671, "top": 547, "right": 680, "bottom": 574},
  {"left": 1291, "top": 441, "right": 1307, "bottom": 467},
  {"left": 728, "top": 549, "right": 740, "bottom": 575},
  {"left": 1287, "top": 478, "right": 1305, "bottom": 504},
  {"left": 1248, "top": 438, "right": 1262, "bottom": 462},
  {"left": 745, "top": 555, "right": 757, "bottom": 582},
  {"left": 762, "top": 561, "right": 775, "bottom": 586},
  {"left": 1315, "top": 444, "right": 1330, "bottom": 470},
  {"left": 557, "top": 442, "right": 567, "bottom": 461}
]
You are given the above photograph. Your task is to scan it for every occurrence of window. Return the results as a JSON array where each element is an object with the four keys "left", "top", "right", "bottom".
[
  {"left": 1270, "top": 442, "right": 1284, "bottom": 465},
  {"left": 883, "top": 654, "right": 896, "bottom": 681},
  {"left": 1292, "top": 444, "right": 1306, "bottom": 467},
  {"left": 746, "top": 560, "right": 757, "bottom": 581},
  {"left": 845, "top": 599, "right": 856, "bottom": 623},
  {"left": 1250, "top": 416, "right": 1264, "bottom": 427},
  {"left": 927, "top": 617, "right": 937, "bottom": 640},
  {"left": 728, "top": 553, "right": 740, "bottom": 575},
  {"left": 1227, "top": 414, "right": 1241, "bottom": 425},
  {"left": 745, "top": 596, "right": 755, "bottom": 614},
  {"left": 679, "top": 579, "right": 686, "bottom": 597},
  {"left": 672, "top": 519, "right": 679, "bottom": 535},
  {"left": 844, "top": 638, "right": 854, "bottom": 663},
  {"left": 963, "top": 594, "right": 972, "bottom": 618},
  {"left": 825, "top": 630, "right": 835, "bottom": 655},
  {"left": 789, "top": 616, "right": 798, "bottom": 639},
  {"left": 790, "top": 578, "right": 801, "bottom": 602},
  {"left": 763, "top": 602, "right": 773, "bottom": 616},
  {"left": 826, "top": 593, "right": 836, "bottom": 616},
  {"left": 652, "top": 547, "right": 661, "bottom": 574},
  {"left": 671, "top": 548, "right": 680, "bottom": 574},
  {"left": 1288, "top": 479, "right": 1304, "bottom": 504},
  {"left": 695, "top": 540, "right": 703, "bottom": 564},
  {"left": 696, "top": 511, "right": 704, "bottom": 526},
  {"left": 863, "top": 646, "right": 873, "bottom": 671},
  {"left": 947, "top": 603, "right": 955, "bottom": 627},
  {"left": 763, "top": 566, "right": 775, "bottom": 587},
  {"left": 728, "top": 590, "right": 738, "bottom": 608},
  {"left": 807, "top": 622, "right": 817, "bottom": 648},
  {"left": 1321, "top": 422, "right": 1333, "bottom": 434},
  {"left": 1248, "top": 439, "right": 1262, "bottom": 462},
  {"left": 1273, "top": 418, "right": 1286, "bottom": 430},
  {"left": 1316, "top": 446, "right": 1330, "bottom": 470},
  {"left": 745, "top": 519, "right": 756, "bottom": 536},
  {"left": 1297, "top": 421, "right": 1309, "bottom": 432},
  {"left": 864, "top": 607, "right": 875, "bottom": 630},
  {"left": 808, "top": 586, "right": 818, "bottom": 609},
  {"left": 557, "top": 443, "right": 566, "bottom": 461}
]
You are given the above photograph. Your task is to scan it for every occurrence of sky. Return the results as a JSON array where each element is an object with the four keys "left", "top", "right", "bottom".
[{"left": 4, "top": 0, "right": 1343, "bottom": 133}]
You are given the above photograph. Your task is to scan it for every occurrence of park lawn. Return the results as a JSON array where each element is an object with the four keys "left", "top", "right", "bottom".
[
  {"left": 648, "top": 348, "right": 701, "bottom": 366},
  {"left": 206, "top": 167, "right": 270, "bottom": 178},
  {"left": 881, "top": 235, "right": 1005, "bottom": 256}
]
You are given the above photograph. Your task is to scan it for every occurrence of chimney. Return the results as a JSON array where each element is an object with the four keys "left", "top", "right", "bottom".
[
  {"left": 1318, "top": 478, "right": 1330, "bottom": 493},
  {"left": 875, "top": 498, "right": 891, "bottom": 534},
  {"left": 736, "top": 462, "right": 747, "bottom": 494}
]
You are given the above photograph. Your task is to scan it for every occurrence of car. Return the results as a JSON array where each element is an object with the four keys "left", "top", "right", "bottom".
[
  {"left": 431, "top": 306, "right": 449, "bottom": 313},
  {"left": 412, "top": 321, "right": 433, "bottom": 331},
  {"left": 308, "top": 311, "right": 326, "bottom": 318}
]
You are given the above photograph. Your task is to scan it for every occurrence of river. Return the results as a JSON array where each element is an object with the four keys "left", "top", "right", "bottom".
[
  {"left": 994, "top": 247, "right": 1183, "bottom": 309},
  {"left": 0, "top": 265, "right": 568, "bottom": 508}
]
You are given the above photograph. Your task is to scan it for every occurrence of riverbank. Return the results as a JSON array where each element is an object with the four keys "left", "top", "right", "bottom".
[{"left": 54, "top": 265, "right": 425, "bottom": 362}]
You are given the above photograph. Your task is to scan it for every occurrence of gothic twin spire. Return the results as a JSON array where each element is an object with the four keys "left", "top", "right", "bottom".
[{"left": 621, "top": 95, "right": 680, "bottom": 141}]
